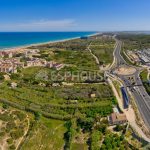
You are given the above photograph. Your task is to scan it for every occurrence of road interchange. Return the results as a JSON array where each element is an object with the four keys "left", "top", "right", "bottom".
[{"left": 110, "top": 38, "right": 150, "bottom": 130}]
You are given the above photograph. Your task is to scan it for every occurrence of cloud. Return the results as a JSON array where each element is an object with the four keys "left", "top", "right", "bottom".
[{"left": 0, "top": 19, "right": 77, "bottom": 31}]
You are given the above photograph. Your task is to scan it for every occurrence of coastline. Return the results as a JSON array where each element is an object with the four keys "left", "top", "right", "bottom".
[{"left": 0, "top": 32, "right": 99, "bottom": 54}]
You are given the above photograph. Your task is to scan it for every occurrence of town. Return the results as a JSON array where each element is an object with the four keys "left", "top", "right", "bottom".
[{"left": 0, "top": 49, "right": 65, "bottom": 73}]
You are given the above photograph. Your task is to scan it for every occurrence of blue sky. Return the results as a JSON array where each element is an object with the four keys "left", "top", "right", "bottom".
[{"left": 0, "top": 0, "right": 150, "bottom": 31}]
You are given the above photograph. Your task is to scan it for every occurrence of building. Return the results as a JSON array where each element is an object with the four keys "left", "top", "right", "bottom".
[
  {"left": 127, "top": 51, "right": 140, "bottom": 63},
  {"left": 53, "top": 63, "right": 64, "bottom": 70},
  {"left": 108, "top": 113, "right": 127, "bottom": 125},
  {"left": 11, "top": 82, "right": 17, "bottom": 88},
  {"left": 1, "top": 51, "right": 13, "bottom": 58},
  {"left": 46, "top": 61, "right": 54, "bottom": 68},
  {"left": 7, "top": 52, "right": 13, "bottom": 58},
  {"left": 26, "top": 58, "right": 47, "bottom": 67},
  {"left": 0, "top": 51, "right": 4, "bottom": 58},
  {"left": 0, "top": 58, "right": 24, "bottom": 73},
  {"left": 139, "top": 55, "right": 150, "bottom": 64},
  {"left": 0, "top": 63, "right": 17, "bottom": 73},
  {"left": 89, "top": 93, "right": 96, "bottom": 98},
  {"left": 113, "top": 107, "right": 119, "bottom": 114},
  {"left": 136, "top": 49, "right": 150, "bottom": 65}
]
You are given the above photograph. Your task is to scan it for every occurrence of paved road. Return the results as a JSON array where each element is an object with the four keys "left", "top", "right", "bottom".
[
  {"left": 112, "top": 38, "right": 150, "bottom": 129},
  {"left": 114, "top": 40, "right": 126, "bottom": 67}
]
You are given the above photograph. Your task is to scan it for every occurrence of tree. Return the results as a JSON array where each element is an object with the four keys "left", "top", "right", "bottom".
[
  {"left": 115, "top": 124, "right": 122, "bottom": 131},
  {"left": 2, "top": 103, "right": 9, "bottom": 109},
  {"left": 10, "top": 73, "right": 20, "bottom": 80},
  {"left": 34, "top": 112, "right": 41, "bottom": 120},
  {"left": 64, "top": 120, "right": 76, "bottom": 150},
  {"left": 91, "top": 130, "right": 102, "bottom": 150},
  {"left": 0, "top": 73, "right": 4, "bottom": 81}
]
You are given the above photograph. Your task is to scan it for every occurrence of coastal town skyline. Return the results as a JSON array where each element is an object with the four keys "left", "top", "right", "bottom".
[{"left": 0, "top": 0, "right": 150, "bottom": 31}]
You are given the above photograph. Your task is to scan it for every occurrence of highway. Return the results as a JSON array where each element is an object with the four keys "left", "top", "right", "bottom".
[
  {"left": 111, "top": 38, "right": 150, "bottom": 129},
  {"left": 114, "top": 40, "right": 126, "bottom": 67}
]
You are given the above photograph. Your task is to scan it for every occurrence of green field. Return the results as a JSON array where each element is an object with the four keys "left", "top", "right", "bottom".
[
  {"left": 21, "top": 117, "right": 66, "bottom": 150},
  {"left": 140, "top": 69, "right": 150, "bottom": 96},
  {"left": 117, "top": 34, "right": 150, "bottom": 51},
  {"left": 71, "top": 143, "right": 88, "bottom": 150},
  {"left": 51, "top": 50, "right": 99, "bottom": 71},
  {"left": 140, "top": 69, "right": 149, "bottom": 81},
  {"left": 18, "top": 65, "right": 103, "bottom": 84},
  {"left": 89, "top": 39, "right": 115, "bottom": 65}
]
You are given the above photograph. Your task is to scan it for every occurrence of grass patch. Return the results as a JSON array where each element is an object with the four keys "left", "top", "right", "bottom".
[
  {"left": 89, "top": 40, "right": 115, "bottom": 65},
  {"left": 117, "top": 34, "right": 150, "bottom": 50},
  {"left": 140, "top": 69, "right": 148, "bottom": 81},
  {"left": 71, "top": 143, "right": 88, "bottom": 150},
  {"left": 21, "top": 117, "right": 66, "bottom": 150}
]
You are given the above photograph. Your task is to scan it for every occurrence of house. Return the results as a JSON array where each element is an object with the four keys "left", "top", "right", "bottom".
[
  {"left": 0, "top": 58, "right": 24, "bottom": 73},
  {"left": 38, "top": 83, "right": 46, "bottom": 87},
  {"left": 90, "top": 93, "right": 96, "bottom": 98},
  {"left": 14, "top": 62, "right": 24, "bottom": 68},
  {"left": 0, "top": 51, "right": 5, "bottom": 58},
  {"left": 62, "top": 82, "right": 74, "bottom": 86},
  {"left": 26, "top": 58, "right": 46, "bottom": 67},
  {"left": 52, "top": 83, "right": 60, "bottom": 87},
  {"left": 26, "top": 61, "right": 33, "bottom": 67},
  {"left": 11, "top": 82, "right": 17, "bottom": 88},
  {"left": 7, "top": 52, "right": 13, "bottom": 58},
  {"left": 46, "top": 61, "right": 54, "bottom": 68},
  {"left": 53, "top": 63, "right": 64, "bottom": 70},
  {"left": 5, "top": 58, "right": 24, "bottom": 68},
  {"left": 0, "top": 63, "right": 17, "bottom": 73},
  {"left": 108, "top": 113, "right": 127, "bottom": 125},
  {"left": 4, "top": 74, "right": 10, "bottom": 81},
  {"left": 0, "top": 51, "right": 13, "bottom": 58},
  {"left": 25, "top": 49, "right": 40, "bottom": 58}
]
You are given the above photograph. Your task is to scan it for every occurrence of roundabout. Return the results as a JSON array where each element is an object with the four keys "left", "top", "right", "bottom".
[{"left": 114, "top": 65, "right": 137, "bottom": 76}]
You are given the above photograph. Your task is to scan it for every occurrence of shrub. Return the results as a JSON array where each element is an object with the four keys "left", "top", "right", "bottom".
[
  {"left": 6, "top": 121, "right": 16, "bottom": 132},
  {"left": 10, "top": 129, "right": 24, "bottom": 139},
  {"left": 7, "top": 138, "right": 13, "bottom": 145},
  {"left": 91, "top": 130, "right": 102, "bottom": 150},
  {"left": 9, "top": 144, "right": 16, "bottom": 150},
  {"left": 34, "top": 112, "right": 41, "bottom": 120},
  {"left": 0, "top": 132, "right": 5, "bottom": 137},
  {"left": 2, "top": 103, "right": 9, "bottom": 109}
]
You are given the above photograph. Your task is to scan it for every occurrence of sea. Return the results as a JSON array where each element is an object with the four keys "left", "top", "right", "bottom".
[{"left": 0, "top": 32, "right": 96, "bottom": 50}]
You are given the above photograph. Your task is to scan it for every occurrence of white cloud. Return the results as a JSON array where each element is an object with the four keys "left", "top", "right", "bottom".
[{"left": 0, "top": 19, "right": 77, "bottom": 31}]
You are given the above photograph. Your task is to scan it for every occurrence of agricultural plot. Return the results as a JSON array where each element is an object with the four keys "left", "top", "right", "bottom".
[{"left": 0, "top": 82, "right": 114, "bottom": 120}]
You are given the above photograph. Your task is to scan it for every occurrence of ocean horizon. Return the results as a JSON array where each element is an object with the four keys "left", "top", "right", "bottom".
[{"left": 0, "top": 32, "right": 96, "bottom": 50}]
